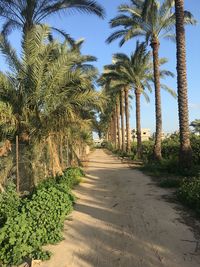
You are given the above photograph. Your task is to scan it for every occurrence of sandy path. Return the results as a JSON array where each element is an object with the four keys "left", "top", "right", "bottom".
[{"left": 40, "top": 149, "right": 200, "bottom": 267}]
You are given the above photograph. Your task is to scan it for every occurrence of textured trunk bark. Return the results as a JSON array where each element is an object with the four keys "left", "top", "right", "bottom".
[
  {"left": 108, "top": 125, "right": 111, "bottom": 142},
  {"left": 48, "top": 135, "right": 63, "bottom": 177},
  {"left": 111, "top": 115, "right": 116, "bottom": 147},
  {"left": 135, "top": 89, "right": 142, "bottom": 159},
  {"left": 113, "top": 108, "right": 117, "bottom": 149},
  {"left": 120, "top": 89, "right": 126, "bottom": 152},
  {"left": 23, "top": 1, "right": 34, "bottom": 36},
  {"left": 16, "top": 135, "right": 20, "bottom": 193},
  {"left": 124, "top": 87, "right": 131, "bottom": 153},
  {"left": 60, "top": 133, "right": 64, "bottom": 170},
  {"left": 110, "top": 119, "right": 113, "bottom": 143},
  {"left": 116, "top": 98, "right": 121, "bottom": 150},
  {"left": 151, "top": 38, "right": 162, "bottom": 161},
  {"left": 175, "top": 0, "right": 192, "bottom": 168},
  {"left": 106, "top": 131, "right": 108, "bottom": 142}
]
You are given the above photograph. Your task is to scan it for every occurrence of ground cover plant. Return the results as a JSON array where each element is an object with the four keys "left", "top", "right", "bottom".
[
  {"left": 177, "top": 177, "right": 200, "bottom": 216},
  {"left": 0, "top": 167, "right": 84, "bottom": 266}
]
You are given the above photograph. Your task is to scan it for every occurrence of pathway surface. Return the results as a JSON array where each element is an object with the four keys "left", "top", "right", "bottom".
[{"left": 40, "top": 149, "right": 200, "bottom": 267}]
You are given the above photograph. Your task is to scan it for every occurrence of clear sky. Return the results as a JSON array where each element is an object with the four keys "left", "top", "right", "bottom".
[{"left": 0, "top": 0, "right": 200, "bottom": 134}]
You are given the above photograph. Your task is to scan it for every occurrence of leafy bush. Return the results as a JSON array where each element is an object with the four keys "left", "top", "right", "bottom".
[
  {"left": 159, "top": 178, "right": 182, "bottom": 188},
  {"left": 131, "top": 134, "right": 200, "bottom": 165},
  {"left": 57, "top": 167, "right": 84, "bottom": 188},
  {"left": 0, "top": 183, "right": 21, "bottom": 227},
  {"left": 0, "top": 166, "right": 84, "bottom": 266},
  {"left": 132, "top": 134, "right": 200, "bottom": 177},
  {"left": 191, "top": 135, "right": 200, "bottom": 165},
  {"left": 131, "top": 141, "right": 154, "bottom": 161},
  {"left": 177, "top": 177, "right": 200, "bottom": 214}
]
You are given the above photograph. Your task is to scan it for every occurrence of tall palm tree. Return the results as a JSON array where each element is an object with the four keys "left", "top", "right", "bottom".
[
  {"left": 175, "top": 0, "right": 192, "bottom": 167},
  {"left": 124, "top": 85, "right": 131, "bottom": 153},
  {"left": 0, "top": 0, "right": 105, "bottom": 37},
  {"left": 99, "top": 69, "right": 131, "bottom": 152},
  {"left": 116, "top": 95, "right": 121, "bottom": 149},
  {"left": 107, "top": 0, "right": 195, "bottom": 160},
  {"left": 0, "top": 25, "right": 103, "bottom": 187},
  {"left": 120, "top": 89, "right": 126, "bottom": 152},
  {"left": 104, "top": 43, "right": 175, "bottom": 158}
]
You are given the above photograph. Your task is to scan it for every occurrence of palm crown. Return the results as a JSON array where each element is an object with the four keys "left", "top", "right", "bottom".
[
  {"left": 107, "top": 0, "right": 195, "bottom": 46},
  {"left": 0, "top": 0, "right": 105, "bottom": 36},
  {"left": 0, "top": 25, "right": 102, "bottom": 140}
]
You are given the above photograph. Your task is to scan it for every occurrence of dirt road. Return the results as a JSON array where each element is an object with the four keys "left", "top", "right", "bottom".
[{"left": 40, "top": 149, "right": 200, "bottom": 267}]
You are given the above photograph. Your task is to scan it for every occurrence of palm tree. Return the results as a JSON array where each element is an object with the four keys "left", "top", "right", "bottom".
[
  {"left": 0, "top": 0, "right": 105, "bottom": 37},
  {"left": 107, "top": 0, "right": 195, "bottom": 160},
  {"left": 124, "top": 85, "right": 131, "bottom": 153},
  {"left": 111, "top": 44, "right": 153, "bottom": 158},
  {"left": 104, "top": 43, "right": 175, "bottom": 158},
  {"left": 99, "top": 69, "right": 130, "bottom": 152},
  {"left": 0, "top": 25, "right": 103, "bottom": 188},
  {"left": 175, "top": 0, "right": 192, "bottom": 167},
  {"left": 120, "top": 89, "right": 126, "bottom": 152}
]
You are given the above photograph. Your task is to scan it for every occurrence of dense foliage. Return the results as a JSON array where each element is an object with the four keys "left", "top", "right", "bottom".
[
  {"left": 57, "top": 167, "right": 85, "bottom": 188},
  {"left": 0, "top": 167, "right": 84, "bottom": 266},
  {"left": 177, "top": 178, "right": 200, "bottom": 215},
  {"left": 131, "top": 134, "right": 200, "bottom": 166}
]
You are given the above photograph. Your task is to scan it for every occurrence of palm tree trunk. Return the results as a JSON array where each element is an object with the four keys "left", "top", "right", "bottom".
[
  {"left": 48, "top": 135, "right": 63, "bottom": 177},
  {"left": 135, "top": 88, "right": 142, "bottom": 159},
  {"left": 111, "top": 115, "right": 116, "bottom": 146},
  {"left": 151, "top": 38, "right": 162, "bottom": 161},
  {"left": 124, "top": 87, "right": 131, "bottom": 153},
  {"left": 116, "top": 98, "right": 121, "bottom": 150},
  {"left": 175, "top": 0, "right": 192, "bottom": 167},
  {"left": 120, "top": 89, "right": 126, "bottom": 152},
  {"left": 59, "top": 132, "right": 64, "bottom": 170},
  {"left": 108, "top": 125, "right": 111, "bottom": 142},
  {"left": 113, "top": 108, "right": 117, "bottom": 149}
]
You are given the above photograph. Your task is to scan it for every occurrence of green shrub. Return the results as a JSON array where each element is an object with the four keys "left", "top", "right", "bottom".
[
  {"left": 159, "top": 178, "right": 182, "bottom": 188},
  {"left": 0, "top": 166, "right": 84, "bottom": 266},
  {"left": 57, "top": 167, "right": 84, "bottom": 188},
  {"left": 142, "top": 157, "right": 199, "bottom": 177},
  {"left": 177, "top": 177, "right": 200, "bottom": 214},
  {"left": 0, "top": 183, "right": 21, "bottom": 222},
  {"left": 131, "top": 134, "right": 200, "bottom": 166},
  {"left": 191, "top": 135, "right": 200, "bottom": 165},
  {"left": 105, "top": 141, "right": 114, "bottom": 151},
  {"left": 131, "top": 141, "right": 154, "bottom": 161},
  {"left": 0, "top": 212, "right": 32, "bottom": 266}
]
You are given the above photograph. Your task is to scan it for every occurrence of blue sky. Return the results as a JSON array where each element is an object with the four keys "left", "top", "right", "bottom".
[{"left": 0, "top": 0, "right": 200, "bottom": 134}]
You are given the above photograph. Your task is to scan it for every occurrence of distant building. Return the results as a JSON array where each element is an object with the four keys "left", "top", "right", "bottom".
[
  {"left": 132, "top": 128, "right": 151, "bottom": 142},
  {"left": 93, "top": 138, "right": 103, "bottom": 147}
]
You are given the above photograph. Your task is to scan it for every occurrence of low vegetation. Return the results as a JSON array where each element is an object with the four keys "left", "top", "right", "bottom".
[
  {"left": 0, "top": 167, "right": 84, "bottom": 266},
  {"left": 177, "top": 178, "right": 200, "bottom": 216}
]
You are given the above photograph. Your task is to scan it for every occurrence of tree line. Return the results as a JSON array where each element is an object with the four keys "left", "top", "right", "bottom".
[
  {"left": 0, "top": 0, "right": 197, "bottom": 192},
  {"left": 0, "top": 0, "right": 105, "bottom": 191},
  {"left": 99, "top": 0, "right": 196, "bottom": 169}
]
